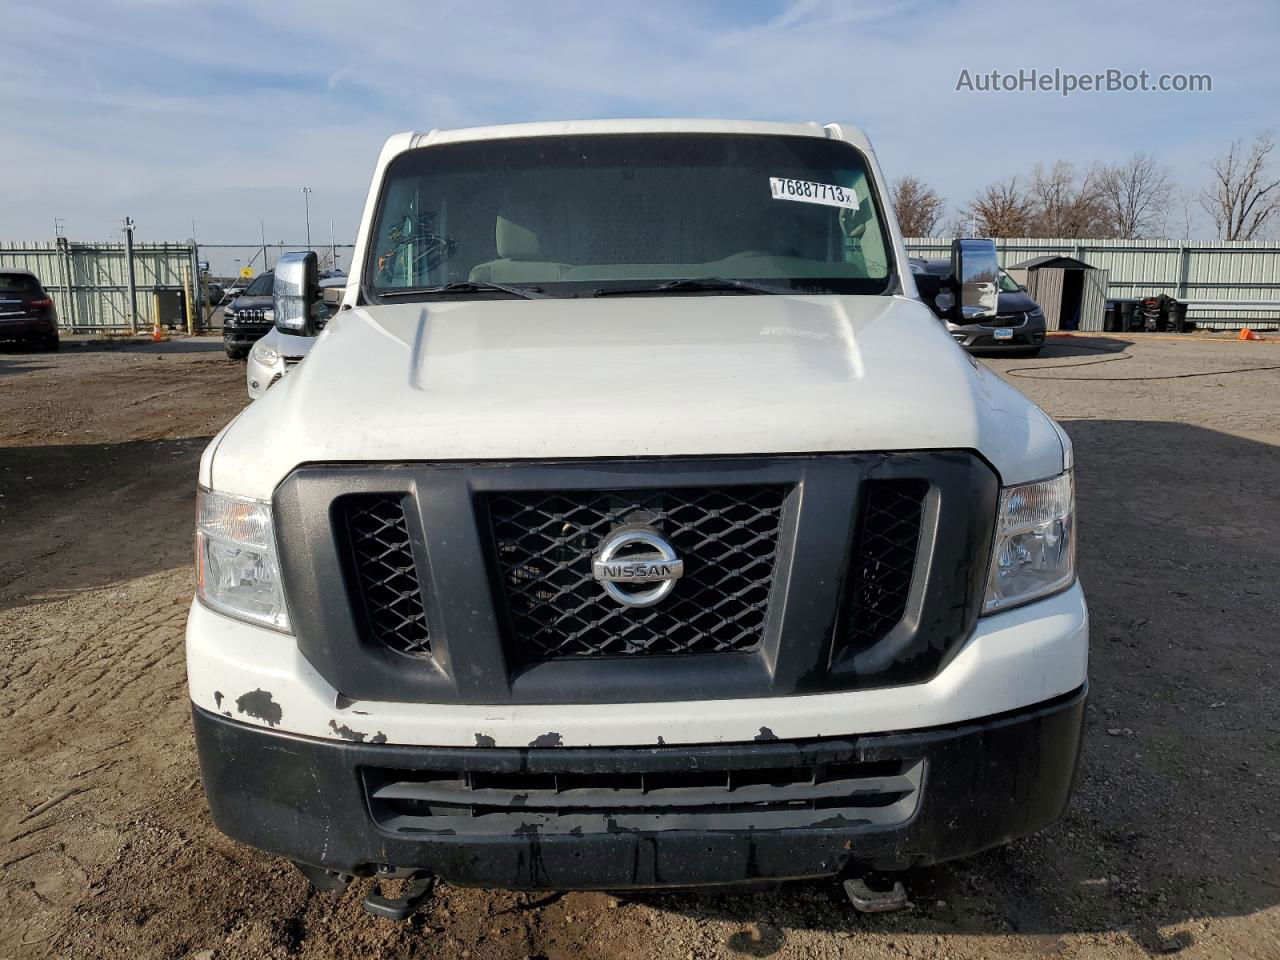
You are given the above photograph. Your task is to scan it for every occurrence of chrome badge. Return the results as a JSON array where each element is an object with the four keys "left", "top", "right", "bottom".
[{"left": 591, "top": 528, "right": 684, "bottom": 607}]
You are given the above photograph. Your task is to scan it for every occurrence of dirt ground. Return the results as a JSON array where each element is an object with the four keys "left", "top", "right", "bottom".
[{"left": 1, "top": 332, "right": 1278, "bottom": 960}]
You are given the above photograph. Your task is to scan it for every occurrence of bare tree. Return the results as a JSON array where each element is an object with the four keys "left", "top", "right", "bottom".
[
  {"left": 1027, "top": 161, "right": 1107, "bottom": 237},
  {"left": 1199, "top": 132, "right": 1280, "bottom": 240},
  {"left": 1095, "top": 152, "right": 1173, "bottom": 238},
  {"left": 891, "top": 175, "right": 945, "bottom": 237},
  {"left": 958, "top": 177, "right": 1035, "bottom": 237}
]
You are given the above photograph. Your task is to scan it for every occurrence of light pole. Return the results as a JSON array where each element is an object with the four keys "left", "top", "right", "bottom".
[{"left": 301, "top": 186, "right": 312, "bottom": 251}]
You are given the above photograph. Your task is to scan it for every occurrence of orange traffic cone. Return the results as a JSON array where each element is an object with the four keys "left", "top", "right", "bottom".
[
  {"left": 151, "top": 321, "right": 166, "bottom": 342},
  {"left": 1238, "top": 327, "right": 1262, "bottom": 341}
]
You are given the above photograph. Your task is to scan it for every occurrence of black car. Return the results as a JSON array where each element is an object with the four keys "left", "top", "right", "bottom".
[
  {"left": 222, "top": 271, "right": 274, "bottom": 360},
  {"left": 0, "top": 268, "right": 59, "bottom": 351},
  {"left": 912, "top": 258, "right": 1046, "bottom": 357}
]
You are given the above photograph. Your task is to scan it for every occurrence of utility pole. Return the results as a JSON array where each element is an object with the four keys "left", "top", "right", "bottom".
[
  {"left": 53, "top": 219, "right": 74, "bottom": 331},
  {"left": 260, "top": 220, "right": 269, "bottom": 271},
  {"left": 123, "top": 216, "right": 139, "bottom": 334},
  {"left": 302, "top": 186, "right": 313, "bottom": 250},
  {"left": 329, "top": 219, "right": 336, "bottom": 270}
]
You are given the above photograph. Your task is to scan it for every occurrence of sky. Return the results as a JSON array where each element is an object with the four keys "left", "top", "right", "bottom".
[{"left": 2, "top": 0, "right": 1277, "bottom": 244}]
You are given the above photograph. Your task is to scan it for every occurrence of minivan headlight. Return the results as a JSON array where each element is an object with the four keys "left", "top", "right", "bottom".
[
  {"left": 252, "top": 341, "right": 280, "bottom": 364},
  {"left": 983, "top": 471, "right": 1075, "bottom": 613},
  {"left": 196, "top": 489, "right": 290, "bottom": 631}
]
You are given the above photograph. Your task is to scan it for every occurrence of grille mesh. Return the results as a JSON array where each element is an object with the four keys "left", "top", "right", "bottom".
[
  {"left": 486, "top": 486, "right": 787, "bottom": 660},
  {"left": 844, "top": 480, "right": 929, "bottom": 648},
  {"left": 341, "top": 494, "right": 431, "bottom": 656}
]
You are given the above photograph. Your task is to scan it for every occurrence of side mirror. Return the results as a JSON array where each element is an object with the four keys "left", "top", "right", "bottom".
[
  {"left": 950, "top": 238, "right": 999, "bottom": 322},
  {"left": 273, "top": 251, "right": 319, "bottom": 335}
]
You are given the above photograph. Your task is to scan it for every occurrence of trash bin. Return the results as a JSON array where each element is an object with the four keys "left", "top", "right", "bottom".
[
  {"left": 1169, "top": 301, "right": 1190, "bottom": 333},
  {"left": 1119, "top": 300, "right": 1137, "bottom": 331},
  {"left": 1104, "top": 303, "right": 1120, "bottom": 332}
]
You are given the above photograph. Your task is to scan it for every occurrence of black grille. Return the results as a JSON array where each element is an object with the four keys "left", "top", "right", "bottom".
[
  {"left": 981, "top": 312, "right": 1027, "bottom": 328},
  {"left": 844, "top": 480, "right": 929, "bottom": 648},
  {"left": 228, "top": 307, "right": 272, "bottom": 332},
  {"left": 486, "top": 486, "right": 787, "bottom": 661},
  {"left": 341, "top": 494, "right": 431, "bottom": 656}
]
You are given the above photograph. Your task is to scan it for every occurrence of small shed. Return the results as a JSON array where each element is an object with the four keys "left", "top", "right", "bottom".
[{"left": 1007, "top": 255, "right": 1110, "bottom": 332}]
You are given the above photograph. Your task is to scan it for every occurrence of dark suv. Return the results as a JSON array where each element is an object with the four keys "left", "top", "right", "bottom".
[
  {"left": 913, "top": 258, "right": 1046, "bottom": 356},
  {"left": 0, "top": 269, "right": 59, "bottom": 351},
  {"left": 221, "top": 271, "right": 274, "bottom": 359}
]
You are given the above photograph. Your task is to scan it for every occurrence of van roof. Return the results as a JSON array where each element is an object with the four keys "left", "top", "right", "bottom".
[{"left": 388, "top": 118, "right": 872, "bottom": 153}]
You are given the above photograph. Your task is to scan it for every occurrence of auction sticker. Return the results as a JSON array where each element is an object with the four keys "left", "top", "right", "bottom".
[{"left": 769, "top": 177, "right": 859, "bottom": 210}]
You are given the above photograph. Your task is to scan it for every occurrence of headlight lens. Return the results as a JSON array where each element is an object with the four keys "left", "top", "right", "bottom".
[
  {"left": 983, "top": 471, "right": 1075, "bottom": 613},
  {"left": 252, "top": 341, "right": 280, "bottom": 364},
  {"left": 196, "top": 489, "right": 290, "bottom": 631}
]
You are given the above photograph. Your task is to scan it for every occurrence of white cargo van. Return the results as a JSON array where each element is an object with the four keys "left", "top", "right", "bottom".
[{"left": 187, "top": 119, "right": 1085, "bottom": 918}]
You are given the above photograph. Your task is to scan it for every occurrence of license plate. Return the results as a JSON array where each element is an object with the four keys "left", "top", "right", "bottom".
[{"left": 993, "top": 328, "right": 1014, "bottom": 340}]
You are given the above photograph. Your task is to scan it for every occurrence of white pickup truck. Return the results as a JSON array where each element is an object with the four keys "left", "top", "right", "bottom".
[{"left": 187, "top": 119, "right": 1086, "bottom": 918}]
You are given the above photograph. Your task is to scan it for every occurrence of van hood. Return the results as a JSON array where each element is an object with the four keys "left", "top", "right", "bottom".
[{"left": 206, "top": 294, "right": 1065, "bottom": 498}]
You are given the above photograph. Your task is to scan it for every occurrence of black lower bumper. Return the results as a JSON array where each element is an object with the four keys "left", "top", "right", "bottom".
[
  {"left": 192, "top": 686, "right": 1085, "bottom": 889},
  {"left": 222, "top": 328, "right": 269, "bottom": 348},
  {"left": 0, "top": 319, "right": 56, "bottom": 343}
]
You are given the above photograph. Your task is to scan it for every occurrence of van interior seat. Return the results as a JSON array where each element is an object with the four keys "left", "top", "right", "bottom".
[{"left": 469, "top": 205, "right": 571, "bottom": 284}]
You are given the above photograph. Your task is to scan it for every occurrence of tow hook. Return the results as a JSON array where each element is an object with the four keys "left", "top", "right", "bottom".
[
  {"left": 362, "top": 870, "right": 436, "bottom": 921},
  {"left": 293, "top": 861, "right": 353, "bottom": 895},
  {"left": 842, "top": 875, "right": 908, "bottom": 913}
]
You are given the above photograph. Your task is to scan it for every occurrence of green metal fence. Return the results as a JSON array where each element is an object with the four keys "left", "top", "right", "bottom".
[
  {"left": 6, "top": 236, "right": 1280, "bottom": 332},
  {"left": 0, "top": 240, "right": 196, "bottom": 332},
  {"left": 905, "top": 237, "right": 1280, "bottom": 328}
]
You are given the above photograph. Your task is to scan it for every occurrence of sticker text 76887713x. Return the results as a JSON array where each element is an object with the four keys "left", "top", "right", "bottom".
[{"left": 769, "top": 177, "right": 860, "bottom": 210}]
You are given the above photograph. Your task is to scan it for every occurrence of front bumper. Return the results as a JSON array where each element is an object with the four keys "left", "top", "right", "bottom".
[
  {"left": 186, "top": 581, "right": 1088, "bottom": 747},
  {"left": 223, "top": 327, "right": 271, "bottom": 348},
  {"left": 949, "top": 324, "right": 1047, "bottom": 351},
  {"left": 245, "top": 352, "right": 284, "bottom": 399},
  {"left": 193, "top": 684, "right": 1086, "bottom": 888}
]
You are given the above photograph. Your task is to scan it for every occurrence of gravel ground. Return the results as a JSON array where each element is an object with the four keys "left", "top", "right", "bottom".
[{"left": 1, "top": 332, "right": 1278, "bottom": 960}]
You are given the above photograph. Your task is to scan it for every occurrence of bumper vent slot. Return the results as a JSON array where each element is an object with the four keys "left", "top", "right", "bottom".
[
  {"left": 340, "top": 494, "right": 431, "bottom": 657},
  {"left": 365, "top": 757, "right": 921, "bottom": 835},
  {"left": 844, "top": 480, "right": 928, "bottom": 649},
  {"left": 485, "top": 485, "right": 787, "bottom": 661}
]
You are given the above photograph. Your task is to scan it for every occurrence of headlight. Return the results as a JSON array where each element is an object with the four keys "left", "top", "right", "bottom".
[
  {"left": 252, "top": 341, "right": 280, "bottom": 364},
  {"left": 983, "top": 471, "right": 1075, "bottom": 613},
  {"left": 1027, "top": 307, "right": 1045, "bottom": 319},
  {"left": 196, "top": 489, "right": 290, "bottom": 631},
  {"left": 223, "top": 309, "right": 237, "bottom": 325}
]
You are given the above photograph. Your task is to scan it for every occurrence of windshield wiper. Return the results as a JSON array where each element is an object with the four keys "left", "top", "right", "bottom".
[
  {"left": 590, "top": 277, "right": 796, "bottom": 298},
  {"left": 378, "top": 280, "right": 547, "bottom": 300}
]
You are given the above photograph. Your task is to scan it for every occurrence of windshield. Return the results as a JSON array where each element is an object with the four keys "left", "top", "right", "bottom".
[
  {"left": 366, "top": 133, "right": 895, "bottom": 299},
  {"left": 998, "top": 269, "right": 1021, "bottom": 293},
  {"left": 243, "top": 272, "right": 274, "bottom": 297}
]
